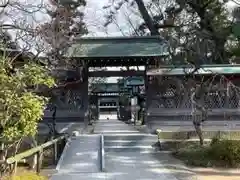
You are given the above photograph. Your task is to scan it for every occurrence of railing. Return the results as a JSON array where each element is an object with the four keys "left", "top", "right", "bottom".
[
  {"left": 1, "top": 134, "right": 68, "bottom": 175},
  {"left": 100, "top": 134, "right": 105, "bottom": 172}
]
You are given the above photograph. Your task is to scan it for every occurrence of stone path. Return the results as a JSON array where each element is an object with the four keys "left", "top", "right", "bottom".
[
  {"left": 51, "top": 135, "right": 101, "bottom": 179},
  {"left": 50, "top": 118, "right": 188, "bottom": 180},
  {"left": 94, "top": 119, "right": 139, "bottom": 134}
]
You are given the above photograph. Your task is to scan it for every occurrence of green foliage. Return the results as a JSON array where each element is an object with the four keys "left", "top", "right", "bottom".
[
  {"left": 173, "top": 139, "right": 240, "bottom": 168},
  {"left": 210, "top": 136, "right": 220, "bottom": 146},
  {"left": 0, "top": 56, "right": 55, "bottom": 141},
  {"left": 208, "top": 139, "right": 240, "bottom": 167},
  {"left": 230, "top": 45, "right": 240, "bottom": 56},
  {"left": 172, "top": 144, "right": 211, "bottom": 167},
  {"left": 232, "top": 23, "right": 240, "bottom": 38}
]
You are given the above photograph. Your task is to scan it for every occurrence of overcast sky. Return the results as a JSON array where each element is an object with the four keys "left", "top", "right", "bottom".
[
  {"left": 84, "top": 0, "right": 133, "bottom": 37},
  {"left": 6, "top": 0, "right": 238, "bottom": 38},
  {"left": 84, "top": 0, "right": 238, "bottom": 37},
  {"left": 3, "top": 0, "right": 237, "bottom": 82}
]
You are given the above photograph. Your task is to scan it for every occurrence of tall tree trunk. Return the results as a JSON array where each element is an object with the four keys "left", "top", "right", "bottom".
[
  {"left": 134, "top": 0, "right": 160, "bottom": 35},
  {"left": 193, "top": 122, "right": 204, "bottom": 146}
]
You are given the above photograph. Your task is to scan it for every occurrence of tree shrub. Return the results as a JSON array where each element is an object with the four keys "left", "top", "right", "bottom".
[
  {"left": 208, "top": 139, "right": 240, "bottom": 167},
  {"left": 173, "top": 144, "right": 211, "bottom": 167},
  {"left": 0, "top": 54, "right": 55, "bottom": 177},
  {"left": 0, "top": 56, "right": 55, "bottom": 141},
  {"left": 173, "top": 139, "right": 240, "bottom": 167}
]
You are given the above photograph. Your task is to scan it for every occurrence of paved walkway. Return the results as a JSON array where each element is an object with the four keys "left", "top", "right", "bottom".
[
  {"left": 96, "top": 119, "right": 179, "bottom": 179},
  {"left": 94, "top": 119, "right": 139, "bottom": 134},
  {"left": 55, "top": 135, "right": 101, "bottom": 173},
  {"left": 51, "top": 118, "right": 192, "bottom": 180}
]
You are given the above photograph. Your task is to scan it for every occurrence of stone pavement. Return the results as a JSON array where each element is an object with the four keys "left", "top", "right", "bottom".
[
  {"left": 51, "top": 117, "right": 195, "bottom": 180},
  {"left": 55, "top": 135, "right": 101, "bottom": 173},
  {"left": 94, "top": 119, "right": 139, "bottom": 134}
]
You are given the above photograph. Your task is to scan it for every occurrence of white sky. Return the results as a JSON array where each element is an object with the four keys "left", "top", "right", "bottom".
[
  {"left": 84, "top": 0, "right": 238, "bottom": 37},
  {"left": 84, "top": 0, "right": 133, "bottom": 37},
  {"left": 4, "top": 0, "right": 239, "bottom": 40}
]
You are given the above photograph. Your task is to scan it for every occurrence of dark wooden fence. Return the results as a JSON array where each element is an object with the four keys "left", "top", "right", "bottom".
[{"left": 0, "top": 134, "right": 68, "bottom": 176}]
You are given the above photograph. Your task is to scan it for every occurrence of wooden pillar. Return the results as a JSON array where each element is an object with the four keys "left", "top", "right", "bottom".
[
  {"left": 53, "top": 142, "right": 58, "bottom": 164},
  {"left": 82, "top": 66, "right": 89, "bottom": 128},
  {"left": 143, "top": 67, "right": 149, "bottom": 126},
  {"left": 13, "top": 161, "right": 18, "bottom": 175},
  {"left": 36, "top": 151, "right": 43, "bottom": 174},
  {"left": 97, "top": 96, "right": 100, "bottom": 119}
]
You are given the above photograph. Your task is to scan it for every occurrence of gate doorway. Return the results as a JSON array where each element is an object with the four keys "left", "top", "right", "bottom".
[
  {"left": 46, "top": 36, "right": 168, "bottom": 127},
  {"left": 89, "top": 70, "right": 145, "bottom": 124}
]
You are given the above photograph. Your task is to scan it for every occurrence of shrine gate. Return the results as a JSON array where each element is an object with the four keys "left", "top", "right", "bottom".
[
  {"left": 43, "top": 36, "right": 169, "bottom": 127},
  {"left": 43, "top": 36, "right": 240, "bottom": 132}
]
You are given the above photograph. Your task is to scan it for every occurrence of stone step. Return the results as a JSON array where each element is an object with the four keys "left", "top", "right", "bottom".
[
  {"left": 104, "top": 140, "right": 157, "bottom": 146},
  {"left": 105, "top": 152, "right": 165, "bottom": 169},
  {"left": 104, "top": 145, "right": 159, "bottom": 153},
  {"left": 94, "top": 125, "right": 129, "bottom": 128},
  {"left": 94, "top": 126, "right": 136, "bottom": 130},
  {"left": 95, "top": 123, "right": 128, "bottom": 126},
  {"left": 104, "top": 134, "right": 158, "bottom": 141},
  {"left": 94, "top": 130, "right": 139, "bottom": 134},
  {"left": 51, "top": 169, "right": 178, "bottom": 180},
  {"left": 95, "top": 120, "right": 125, "bottom": 123}
]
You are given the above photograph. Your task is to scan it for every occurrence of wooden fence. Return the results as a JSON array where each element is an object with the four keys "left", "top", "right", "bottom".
[{"left": 0, "top": 134, "right": 68, "bottom": 176}]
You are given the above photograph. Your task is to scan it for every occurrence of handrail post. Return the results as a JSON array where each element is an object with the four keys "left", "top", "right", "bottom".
[
  {"left": 36, "top": 150, "right": 43, "bottom": 174},
  {"left": 10, "top": 163, "right": 14, "bottom": 174},
  {"left": 100, "top": 134, "right": 105, "bottom": 172},
  {"left": 5, "top": 135, "right": 66, "bottom": 175},
  {"left": 53, "top": 141, "right": 58, "bottom": 164},
  {"left": 13, "top": 161, "right": 18, "bottom": 175}
]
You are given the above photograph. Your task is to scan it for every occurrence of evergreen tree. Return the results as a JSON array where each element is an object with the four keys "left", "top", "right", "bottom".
[{"left": 40, "top": 0, "right": 88, "bottom": 66}]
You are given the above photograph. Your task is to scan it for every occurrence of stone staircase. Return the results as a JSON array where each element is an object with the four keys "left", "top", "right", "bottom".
[
  {"left": 94, "top": 119, "right": 139, "bottom": 134},
  {"left": 104, "top": 133, "right": 159, "bottom": 153},
  {"left": 51, "top": 117, "right": 180, "bottom": 180}
]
